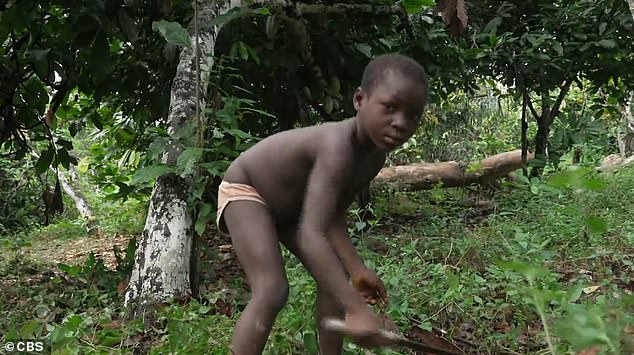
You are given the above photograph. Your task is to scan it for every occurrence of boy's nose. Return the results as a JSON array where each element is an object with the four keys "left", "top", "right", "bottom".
[{"left": 390, "top": 115, "right": 408, "bottom": 133}]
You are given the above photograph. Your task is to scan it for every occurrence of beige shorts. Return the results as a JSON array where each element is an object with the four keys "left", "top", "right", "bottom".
[{"left": 216, "top": 181, "right": 268, "bottom": 233}]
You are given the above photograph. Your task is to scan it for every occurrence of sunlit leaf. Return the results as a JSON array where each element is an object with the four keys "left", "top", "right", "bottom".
[
  {"left": 131, "top": 165, "right": 176, "bottom": 185},
  {"left": 152, "top": 20, "right": 191, "bottom": 48}
]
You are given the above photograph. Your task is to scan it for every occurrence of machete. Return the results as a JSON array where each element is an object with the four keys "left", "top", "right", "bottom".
[{"left": 322, "top": 318, "right": 463, "bottom": 355}]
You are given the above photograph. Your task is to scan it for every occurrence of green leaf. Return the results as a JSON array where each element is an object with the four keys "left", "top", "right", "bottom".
[
  {"left": 552, "top": 41, "right": 563, "bottom": 55},
  {"left": 584, "top": 216, "right": 607, "bottom": 234},
  {"left": 200, "top": 161, "right": 229, "bottom": 176},
  {"left": 324, "top": 96, "right": 334, "bottom": 114},
  {"left": 152, "top": 20, "right": 191, "bottom": 48},
  {"left": 131, "top": 165, "right": 176, "bottom": 185},
  {"left": 57, "top": 147, "right": 76, "bottom": 170},
  {"left": 195, "top": 217, "right": 207, "bottom": 236},
  {"left": 89, "top": 113, "right": 103, "bottom": 130},
  {"left": 19, "top": 320, "right": 41, "bottom": 338},
  {"left": 35, "top": 146, "right": 55, "bottom": 174},
  {"left": 303, "top": 331, "right": 318, "bottom": 354},
  {"left": 483, "top": 17, "right": 502, "bottom": 34},
  {"left": 498, "top": 261, "right": 549, "bottom": 283},
  {"left": 237, "top": 41, "right": 249, "bottom": 61},
  {"left": 89, "top": 31, "right": 111, "bottom": 80},
  {"left": 198, "top": 203, "right": 213, "bottom": 219},
  {"left": 598, "top": 22, "right": 607, "bottom": 36},
  {"left": 176, "top": 147, "right": 205, "bottom": 173},
  {"left": 596, "top": 39, "right": 615, "bottom": 48},
  {"left": 354, "top": 43, "right": 372, "bottom": 58},
  {"left": 402, "top": 0, "right": 436, "bottom": 14},
  {"left": 65, "top": 315, "right": 83, "bottom": 332}
]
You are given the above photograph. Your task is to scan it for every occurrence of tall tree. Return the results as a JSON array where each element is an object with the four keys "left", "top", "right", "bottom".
[{"left": 467, "top": 0, "right": 634, "bottom": 174}]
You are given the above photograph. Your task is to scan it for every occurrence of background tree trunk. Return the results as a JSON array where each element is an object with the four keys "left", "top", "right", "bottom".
[
  {"left": 533, "top": 107, "right": 553, "bottom": 175},
  {"left": 124, "top": 1, "right": 233, "bottom": 311},
  {"left": 619, "top": 92, "right": 634, "bottom": 157}
]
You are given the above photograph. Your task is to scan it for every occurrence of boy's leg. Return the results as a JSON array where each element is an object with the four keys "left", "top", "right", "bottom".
[
  {"left": 315, "top": 289, "right": 345, "bottom": 354},
  {"left": 223, "top": 201, "right": 289, "bottom": 355},
  {"left": 279, "top": 232, "right": 344, "bottom": 355}
]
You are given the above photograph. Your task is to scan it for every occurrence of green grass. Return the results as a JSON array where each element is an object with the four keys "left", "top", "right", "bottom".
[{"left": 2, "top": 166, "right": 633, "bottom": 354}]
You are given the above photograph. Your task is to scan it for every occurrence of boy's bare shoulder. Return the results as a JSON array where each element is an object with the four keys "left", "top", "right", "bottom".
[{"left": 230, "top": 120, "right": 353, "bottom": 179}]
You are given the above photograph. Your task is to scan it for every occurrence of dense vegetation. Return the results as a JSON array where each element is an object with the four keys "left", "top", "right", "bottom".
[{"left": 2, "top": 161, "right": 633, "bottom": 354}]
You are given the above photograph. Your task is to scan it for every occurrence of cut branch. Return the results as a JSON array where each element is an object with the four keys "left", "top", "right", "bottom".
[{"left": 372, "top": 150, "right": 534, "bottom": 191}]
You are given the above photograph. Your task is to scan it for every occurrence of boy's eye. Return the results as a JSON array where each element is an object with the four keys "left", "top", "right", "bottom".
[{"left": 383, "top": 103, "right": 397, "bottom": 112}]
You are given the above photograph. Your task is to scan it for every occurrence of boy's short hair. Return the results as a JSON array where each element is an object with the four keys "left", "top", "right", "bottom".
[{"left": 360, "top": 54, "right": 429, "bottom": 98}]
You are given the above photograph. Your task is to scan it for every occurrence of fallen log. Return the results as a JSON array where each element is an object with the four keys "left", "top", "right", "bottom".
[
  {"left": 372, "top": 149, "right": 535, "bottom": 190},
  {"left": 598, "top": 153, "right": 634, "bottom": 172}
]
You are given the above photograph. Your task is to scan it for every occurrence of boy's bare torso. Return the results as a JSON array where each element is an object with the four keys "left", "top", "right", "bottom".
[{"left": 223, "top": 118, "right": 386, "bottom": 226}]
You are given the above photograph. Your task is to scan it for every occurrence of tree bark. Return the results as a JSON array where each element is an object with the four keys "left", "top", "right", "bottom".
[
  {"left": 58, "top": 166, "right": 97, "bottom": 234},
  {"left": 124, "top": 1, "right": 234, "bottom": 310},
  {"left": 619, "top": 92, "right": 634, "bottom": 157},
  {"left": 527, "top": 81, "right": 571, "bottom": 176},
  {"left": 372, "top": 150, "right": 534, "bottom": 191}
]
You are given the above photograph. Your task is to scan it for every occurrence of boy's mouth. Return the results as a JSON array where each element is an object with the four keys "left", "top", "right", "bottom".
[
  {"left": 382, "top": 136, "right": 401, "bottom": 149},
  {"left": 383, "top": 135, "right": 402, "bottom": 146}
]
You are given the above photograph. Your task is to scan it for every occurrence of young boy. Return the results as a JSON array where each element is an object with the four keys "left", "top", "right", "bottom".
[{"left": 217, "top": 53, "right": 429, "bottom": 354}]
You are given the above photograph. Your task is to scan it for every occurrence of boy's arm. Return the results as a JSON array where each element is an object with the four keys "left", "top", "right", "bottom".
[
  {"left": 296, "top": 149, "right": 369, "bottom": 312},
  {"left": 330, "top": 216, "right": 388, "bottom": 305},
  {"left": 329, "top": 215, "right": 365, "bottom": 275}
]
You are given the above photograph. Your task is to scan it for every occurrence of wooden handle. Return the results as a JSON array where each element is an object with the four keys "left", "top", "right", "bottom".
[{"left": 321, "top": 318, "right": 402, "bottom": 342}]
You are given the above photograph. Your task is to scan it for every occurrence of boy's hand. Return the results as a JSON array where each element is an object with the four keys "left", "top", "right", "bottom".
[
  {"left": 342, "top": 309, "right": 394, "bottom": 348},
  {"left": 351, "top": 267, "right": 389, "bottom": 306}
]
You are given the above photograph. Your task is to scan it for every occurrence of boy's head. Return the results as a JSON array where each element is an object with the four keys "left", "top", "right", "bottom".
[{"left": 354, "top": 53, "right": 429, "bottom": 152}]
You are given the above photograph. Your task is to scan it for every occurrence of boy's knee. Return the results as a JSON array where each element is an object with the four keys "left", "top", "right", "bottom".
[{"left": 253, "top": 278, "right": 289, "bottom": 312}]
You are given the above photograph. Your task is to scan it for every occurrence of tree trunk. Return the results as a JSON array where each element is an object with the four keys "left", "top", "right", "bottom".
[
  {"left": 527, "top": 82, "right": 572, "bottom": 176},
  {"left": 619, "top": 92, "right": 634, "bottom": 157},
  {"left": 124, "top": 1, "right": 233, "bottom": 310},
  {"left": 532, "top": 105, "right": 553, "bottom": 176},
  {"left": 371, "top": 150, "right": 534, "bottom": 191},
  {"left": 58, "top": 166, "right": 97, "bottom": 234}
]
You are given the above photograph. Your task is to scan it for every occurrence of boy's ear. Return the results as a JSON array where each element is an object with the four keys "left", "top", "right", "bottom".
[{"left": 352, "top": 87, "right": 364, "bottom": 111}]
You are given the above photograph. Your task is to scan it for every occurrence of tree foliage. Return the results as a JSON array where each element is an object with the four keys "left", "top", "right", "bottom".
[
  {"left": 465, "top": 0, "right": 634, "bottom": 170},
  {"left": 0, "top": 0, "right": 191, "bottom": 159}
]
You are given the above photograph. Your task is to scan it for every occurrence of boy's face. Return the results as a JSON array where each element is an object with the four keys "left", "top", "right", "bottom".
[{"left": 354, "top": 70, "right": 427, "bottom": 152}]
